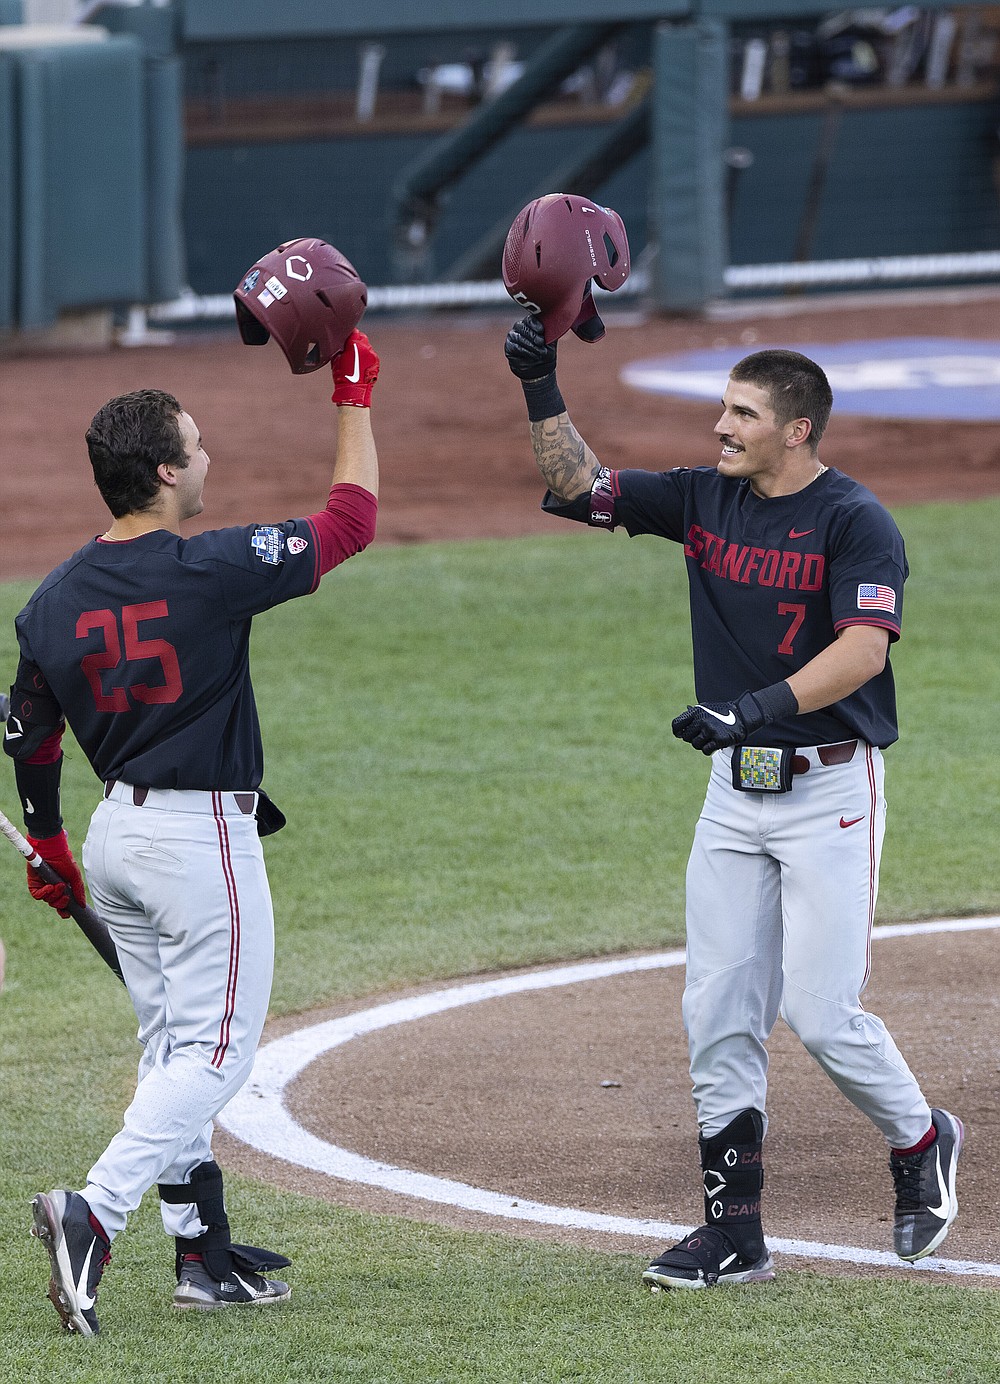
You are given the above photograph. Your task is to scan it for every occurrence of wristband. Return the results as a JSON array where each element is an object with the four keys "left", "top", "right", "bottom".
[
  {"left": 589, "top": 467, "right": 616, "bottom": 527},
  {"left": 520, "top": 373, "right": 566, "bottom": 423},
  {"left": 744, "top": 681, "right": 798, "bottom": 726}
]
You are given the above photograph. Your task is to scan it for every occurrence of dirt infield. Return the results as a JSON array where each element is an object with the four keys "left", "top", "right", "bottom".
[
  {"left": 4, "top": 291, "right": 999, "bottom": 1282},
  {"left": 218, "top": 922, "right": 999, "bottom": 1283}
]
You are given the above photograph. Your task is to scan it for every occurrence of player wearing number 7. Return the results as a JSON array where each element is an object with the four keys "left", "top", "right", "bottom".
[
  {"left": 505, "top": 322, "right": 963, "bottom": 1288},
  {"left": 4, "top": 328, "right": 380, "bottom": 1333}
]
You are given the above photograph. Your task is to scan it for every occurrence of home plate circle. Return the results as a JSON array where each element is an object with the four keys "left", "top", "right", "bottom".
[
  {"left": 621, "top": 339, "right": 1000, "bottom": 420},
  {"left": 219, "top": 918, "right": 1000, "bottom": 1281}
]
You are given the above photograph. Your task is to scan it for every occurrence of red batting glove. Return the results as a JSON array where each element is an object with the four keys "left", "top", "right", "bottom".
[
  {"left": 26, "top": 830, "right": 87, "bottom": 918},
  {"left": 331, "top": 329, "right": 379, "bottom": 408}
]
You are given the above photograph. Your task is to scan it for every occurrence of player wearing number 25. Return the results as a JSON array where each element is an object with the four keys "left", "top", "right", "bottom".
[
  {"left": 4, "top": 332, "right": 379, "bottom": 1333},
  {"left": 505, "top": 320, "right": 963, "bottom": 1290}
]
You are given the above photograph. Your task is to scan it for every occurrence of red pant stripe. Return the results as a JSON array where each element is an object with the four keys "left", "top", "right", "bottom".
[
  {"left": 861, "top": 744, "right": 878, "bottom": 988},
  {"left": 211, "top": 792, "right": 241, "bottom": 1068}
]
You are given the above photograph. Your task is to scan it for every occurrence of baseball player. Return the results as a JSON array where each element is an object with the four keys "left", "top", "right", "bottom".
[
  {"left": 5, "top": 329, "right": 380, "bottom": 1334},
  {"left": 504, "top": 316, "right": 963, "bottom": 1289}
]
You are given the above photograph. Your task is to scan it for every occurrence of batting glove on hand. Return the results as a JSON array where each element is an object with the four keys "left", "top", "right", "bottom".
[
  {"left": 672, "top": 694, "right": 766, "bottom": 754},
  {"left": 331, "top": 330, "right": 380, "bottom": 408},
  {"left": 26, "top": 829, "right": 87, "bottom": 918},
  {"left": 672, "top": 682, "right": 798, "bottom": 755},
  {"left": 504, "top": 315, "right": 557, "bottom": 381}
]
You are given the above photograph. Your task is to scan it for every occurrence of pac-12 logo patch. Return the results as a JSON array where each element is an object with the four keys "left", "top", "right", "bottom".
[
  {"left": 287, "top": 536, "right": 309, "bottom": 555},
  {"left": 251, "top": 526, "right": 285, "bottom": 565}
]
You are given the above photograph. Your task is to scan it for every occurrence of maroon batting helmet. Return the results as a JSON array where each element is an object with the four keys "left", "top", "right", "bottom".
[
  {"left": 234, "top": 238, "right": 367, "bottom": 374},
  {"left": 502, "top": 194, "right": 630, "bottom": 345}
]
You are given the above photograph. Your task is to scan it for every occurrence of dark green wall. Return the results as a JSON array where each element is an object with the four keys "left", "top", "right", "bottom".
[
  {"left": 179, "top": 1, "right": 684, "bottom": 41},
  {"left": 175, "top": 0, "right": 984, "bottom": 41},
  {"left": 183, "top": 96, "right": 1000, "bottom": 295},
  {"left": 729, "top": 101, "right": 1000, "bottom": 265},
  {"left": 0, "top": 56, "right": 13, "bottom": 330},
  {"left": 184, "top": 124, "right": 651, "bottom": 294},
  {"left": 11, "top": 38, "right": 149, "bottom": 329}
]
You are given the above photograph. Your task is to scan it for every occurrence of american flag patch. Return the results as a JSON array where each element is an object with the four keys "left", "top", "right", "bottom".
[{"left": 857, "top": 583, "right": 896, "bottom": 613}]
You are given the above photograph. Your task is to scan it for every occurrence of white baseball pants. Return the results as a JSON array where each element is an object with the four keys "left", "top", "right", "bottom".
[
  {"left": 80, "top": 784, "right": 274, "bottom": 1238},
  {"left": 683, "top": 742, "right": 932, "bottom": 1148}
]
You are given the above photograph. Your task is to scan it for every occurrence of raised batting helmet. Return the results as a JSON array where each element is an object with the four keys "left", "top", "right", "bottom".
[
  {"left": 502, "top": 194, "right": 630, "bottom": 345},
  {"left": 234, "top": 238, "right": 367, "bottom": 374}
]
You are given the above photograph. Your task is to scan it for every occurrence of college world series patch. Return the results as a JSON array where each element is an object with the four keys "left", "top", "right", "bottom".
[{"left": 251, "top": 526, "right": 285, "bottom": 565}]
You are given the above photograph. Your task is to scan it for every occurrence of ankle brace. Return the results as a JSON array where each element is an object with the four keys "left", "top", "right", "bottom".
[
  {"left": 700, "top": 1109, "right": 765, "bottom": 1263},
  {"left": 159, "top": 1159, "right": 234, "bottom": 1281}
]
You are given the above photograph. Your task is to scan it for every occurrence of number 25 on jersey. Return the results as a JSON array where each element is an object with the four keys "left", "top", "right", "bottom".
[{"left": 77, "top": 601, "right": 183, "bottom": 712}]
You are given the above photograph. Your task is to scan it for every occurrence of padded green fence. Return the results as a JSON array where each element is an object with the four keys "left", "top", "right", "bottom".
[
  {"left": 144, "top": 54, "right": 187, "bottom": 301},
  {"left": 0, "top": 54, "right": 13, "bottom": 330},
  {"left": 651, "top": 18, "right": 729, "bottom": 310},
  {"left": 179, "top": 0, "right": 683, "bottom": 40},
  {"left": 15, "top": 36, "right": 146, "bottom": 328}
]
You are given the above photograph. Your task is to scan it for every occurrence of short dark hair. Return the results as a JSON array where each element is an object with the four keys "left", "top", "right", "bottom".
[
  {"left": 86, "top": 389, "right": 186, "bottom": 518},
  {"left": 730, "top": 349, "right": 833, "bottom": 449}
]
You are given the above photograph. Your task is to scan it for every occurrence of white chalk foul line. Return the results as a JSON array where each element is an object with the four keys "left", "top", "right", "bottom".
[{"left": 219, "top": 917, "right": 1000, "bottom": 1279}]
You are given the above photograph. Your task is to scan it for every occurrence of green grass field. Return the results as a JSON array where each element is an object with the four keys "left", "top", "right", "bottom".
[{"left": 1, "top": 499, "right": 998, "bottom": 1382}]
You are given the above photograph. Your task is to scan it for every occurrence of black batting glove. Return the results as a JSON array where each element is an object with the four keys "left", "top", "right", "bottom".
[
  {"left": 672, "top": 682, "right": 798, "bottom": 755},
  {"left": 672, "top": 694, "right": 766, "bottom": 754},
  {"left": 504, "top": 315, "right": 556, "bottom": 381},
  {"left": 505, "top": 315, "right": 566, "bottom": 422}
]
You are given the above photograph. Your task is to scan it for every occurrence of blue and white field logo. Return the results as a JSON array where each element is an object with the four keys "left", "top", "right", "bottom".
[{"left": 622, "top": 338, "right": 1000, "bottom": 420}]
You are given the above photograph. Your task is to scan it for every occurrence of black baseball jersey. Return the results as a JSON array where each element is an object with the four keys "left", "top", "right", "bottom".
[
  {"left": 7, "top": 517, "right": 322, "bottom": 789},
  {"left": 542, "top": 466, "right": 907, "bottom": 748}
]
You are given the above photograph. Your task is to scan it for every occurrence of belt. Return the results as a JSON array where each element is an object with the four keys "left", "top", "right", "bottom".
[
  {"left": 791, "top": 739, "right": 858, "bottom": 776},
  {"left": 103, "top": 780, "right": 257, "bottom": 816}
]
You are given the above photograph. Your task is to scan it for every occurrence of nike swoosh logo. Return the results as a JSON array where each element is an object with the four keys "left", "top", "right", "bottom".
[
  {"left": 789, "top": 528, "right": 815, "bottom": 539},
  {"left": 344, "top": 344, "right": 361, "bottom": 383},
  {"left": 839, "top": 815, "right": 865, "bottom": 828},
  {"left": 75, "top": 1239, "right": 97, "bottom": 1310},
  {"left": 233, "top": 1272, "right": 260, "bottom": 1296},
  {"left": 926, "top": 1145, "right": 950, "bottom": 1219},
  {"left": 3, "top": 715, "right": 23, "bottom": 739},
  {"left": 701, "top": 707, "right": 737, "bottom": 725}
]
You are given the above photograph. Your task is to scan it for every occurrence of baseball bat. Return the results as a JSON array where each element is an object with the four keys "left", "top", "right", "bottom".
[{"left": 0, "top": 805, "right": 126, "bottom": 985}]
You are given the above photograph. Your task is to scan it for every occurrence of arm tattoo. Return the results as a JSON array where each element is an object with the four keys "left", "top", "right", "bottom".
[{"left": 530, "top": 415, "right": 602, "bottom": 502}]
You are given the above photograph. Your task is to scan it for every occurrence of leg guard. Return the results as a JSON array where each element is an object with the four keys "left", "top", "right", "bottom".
[
  {"left": 159, "top": 1160, "right": 290, "bottom": 1282},
  {"left": 700, "top": 1109, "right": 765, "bottom": 1264}
]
